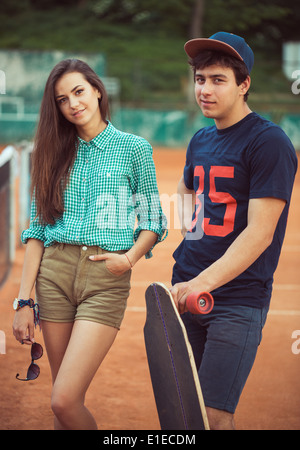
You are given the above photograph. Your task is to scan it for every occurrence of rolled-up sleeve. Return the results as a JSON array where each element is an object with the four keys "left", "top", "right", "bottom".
[
  {"left": 131, "top": 139, "right": 167, "bottom": 257},
  {"left": 21, "top": 195, "right": 46, "bottom": 244}
]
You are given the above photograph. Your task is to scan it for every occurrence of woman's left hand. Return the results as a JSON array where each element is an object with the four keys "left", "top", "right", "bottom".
[{"left": 89, "top": 252, "right": 132, "bottom": 276}]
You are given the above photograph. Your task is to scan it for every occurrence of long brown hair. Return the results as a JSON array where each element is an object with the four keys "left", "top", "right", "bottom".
[{"left": 31, "top": 59, "right": 110, "bottom": 224}]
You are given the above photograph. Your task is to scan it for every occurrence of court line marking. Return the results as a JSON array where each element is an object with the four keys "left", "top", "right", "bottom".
[
  {"left": 282, "top": 245, "right": 300, "bottom": 252},
  {"left": 268, "top": 310, "right": 300, "bottom": 316},
  {"left": 273, "top": 284, "right": 300, "bottom": 290}
]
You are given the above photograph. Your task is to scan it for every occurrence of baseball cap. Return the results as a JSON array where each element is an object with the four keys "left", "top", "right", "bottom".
[{"left": 184, "top": 31, "right": 254, "bottom": 73}]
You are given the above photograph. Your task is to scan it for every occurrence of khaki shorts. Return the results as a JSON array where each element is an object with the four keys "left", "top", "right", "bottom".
[{"left": 36, "top": 243, "right": 132, "bottom": 329}]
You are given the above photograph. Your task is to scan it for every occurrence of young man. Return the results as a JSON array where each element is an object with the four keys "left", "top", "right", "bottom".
[{"left": 170, "top": 32, "right": 298, "bottom": 430}]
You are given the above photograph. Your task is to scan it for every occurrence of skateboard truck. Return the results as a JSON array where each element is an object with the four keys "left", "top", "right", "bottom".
[{"left": 186, "top": 292, "right": 214, "bottom": 315}]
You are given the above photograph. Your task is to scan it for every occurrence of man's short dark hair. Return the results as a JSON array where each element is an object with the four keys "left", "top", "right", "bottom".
[{"left": 189, "top": 50, "right": 250, "bottom": 101}]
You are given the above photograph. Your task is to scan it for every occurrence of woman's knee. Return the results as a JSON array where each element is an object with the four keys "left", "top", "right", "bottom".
[{"left": 51, "top": 387, "right": 78, "bottom": 419}]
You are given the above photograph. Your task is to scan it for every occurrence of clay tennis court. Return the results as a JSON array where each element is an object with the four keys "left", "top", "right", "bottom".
[{"left": 0, "top": 148, "right": 299, "bottom": 430}]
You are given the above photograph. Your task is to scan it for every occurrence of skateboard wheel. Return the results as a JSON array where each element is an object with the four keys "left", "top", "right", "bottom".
[{"left": 186, "top": 292, "right": 214, "bottom": 315}]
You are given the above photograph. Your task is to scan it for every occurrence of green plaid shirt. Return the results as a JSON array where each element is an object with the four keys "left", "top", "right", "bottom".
[{"left": 22, "top": 122, "right": 167, "bottom": 258}]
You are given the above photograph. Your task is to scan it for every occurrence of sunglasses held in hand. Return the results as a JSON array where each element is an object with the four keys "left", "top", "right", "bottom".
[{"left": 16, "top": 342, "right": 43, "bottom": 381}]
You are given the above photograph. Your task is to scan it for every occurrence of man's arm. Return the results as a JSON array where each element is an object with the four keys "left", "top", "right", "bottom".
[
  {"left": 171, "top": 196, "right": 286, "bottom": 313},
  {"left": 177, "top": 175, "right": 195, "bottom": 237}
]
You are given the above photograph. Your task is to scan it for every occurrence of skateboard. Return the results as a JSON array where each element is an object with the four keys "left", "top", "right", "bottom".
[{"left": 144, "top": 282, "right": 214, "bottom": 430}]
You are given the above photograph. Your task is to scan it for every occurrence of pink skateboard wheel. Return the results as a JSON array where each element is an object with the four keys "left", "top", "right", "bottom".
[{"left": 186, "top": 292, "right": 214, "bottom": 315}]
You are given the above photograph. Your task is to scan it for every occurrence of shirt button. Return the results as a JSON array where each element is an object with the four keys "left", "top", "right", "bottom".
[{"left": 82, "top": 246, "right": 87, "bottom": 251}]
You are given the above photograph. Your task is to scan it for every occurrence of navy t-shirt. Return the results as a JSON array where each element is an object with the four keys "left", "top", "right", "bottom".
[{"left": 172, "top": 112, "right": 298, "bottom": 308}]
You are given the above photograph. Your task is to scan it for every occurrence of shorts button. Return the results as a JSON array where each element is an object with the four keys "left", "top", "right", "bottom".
[{"left": 82, "top": 246, "right": 87, "bottom": 251}]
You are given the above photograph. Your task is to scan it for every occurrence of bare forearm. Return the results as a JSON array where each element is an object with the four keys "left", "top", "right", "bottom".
[
  {"left": 197, "top": 198, "right": 286, "bottom": 292},
  {"left": 89, "top": 230, "right": 158, "bottom": 274},
  {"left": 18, "top": 238, "right": 44, "bottom": 299},
  {"left": 126, "top": 230, "right": 158, "bottom": 266},
  {"left": 177, "top": 176, "right": 195, "bottom": 236},
  {"left": 196, "top": 223, "right": 273, "bottom": 292}
]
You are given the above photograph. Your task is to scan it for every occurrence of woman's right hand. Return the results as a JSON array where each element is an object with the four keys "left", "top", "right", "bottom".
[
  {"left": 13, "top": 306, "right": 35, "bottom": 345},
  {"left": 12, "top": 239, "right": 44, "bottom": 345}
]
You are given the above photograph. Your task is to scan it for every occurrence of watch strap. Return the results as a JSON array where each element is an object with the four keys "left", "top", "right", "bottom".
[{"left": 17, "top": 298, "right": 35, "bottom": 309}]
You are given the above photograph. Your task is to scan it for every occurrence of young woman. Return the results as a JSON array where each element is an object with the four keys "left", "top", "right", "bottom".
[{"left": 12, "top": 59, "right": 167, "bottom": 430}]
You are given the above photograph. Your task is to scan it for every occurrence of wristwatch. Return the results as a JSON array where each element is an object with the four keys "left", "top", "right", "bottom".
[{"left": 13, "top": 298, "right": 35, "bottom": 311}]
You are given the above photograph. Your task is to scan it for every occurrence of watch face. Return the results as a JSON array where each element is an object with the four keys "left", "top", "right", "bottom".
[{"left": 13, "top": 299, "right": 18, "bottom": 310}]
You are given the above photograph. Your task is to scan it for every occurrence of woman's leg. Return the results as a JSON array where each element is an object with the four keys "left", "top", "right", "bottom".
[
  {"left": 41, "top": 320, "right": 74, "bottom": 430},
  {"left": 41, "top": 320, "right": 74, "bottom": 383},
  {"left": 42, "top": 319, "right": 118, "bottom": 430}
]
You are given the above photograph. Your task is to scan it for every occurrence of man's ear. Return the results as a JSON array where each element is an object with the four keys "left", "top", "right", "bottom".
[{"left": 240, "top": 75, "right": 251, "bottom": 97}]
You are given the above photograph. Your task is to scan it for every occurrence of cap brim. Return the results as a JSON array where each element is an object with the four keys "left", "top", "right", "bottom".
[{"left": 184, "top": 38, "right": 243, "bottom": 61}]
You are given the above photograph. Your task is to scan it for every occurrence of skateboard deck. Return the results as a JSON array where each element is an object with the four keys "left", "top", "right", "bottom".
[{"left": 144, "top": 282, "right": 211, "bottom": 430}]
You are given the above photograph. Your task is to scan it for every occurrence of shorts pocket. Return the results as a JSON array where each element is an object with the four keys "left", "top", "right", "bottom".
[{"left": 104, "top": 260, "right": 131, "bottom": 278}]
